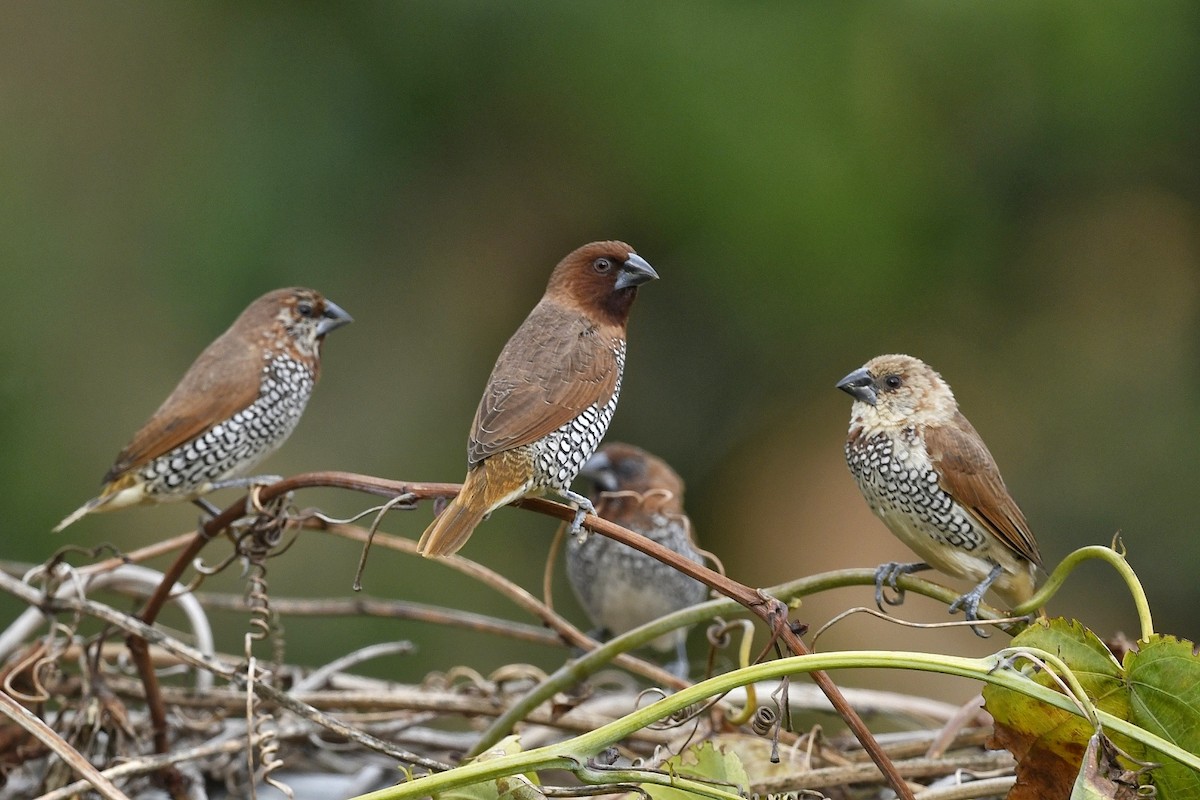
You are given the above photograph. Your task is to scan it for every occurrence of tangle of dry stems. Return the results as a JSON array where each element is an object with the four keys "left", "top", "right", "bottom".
[{"left": 0, "top": 471, "right": 1021, "bottom": 799}]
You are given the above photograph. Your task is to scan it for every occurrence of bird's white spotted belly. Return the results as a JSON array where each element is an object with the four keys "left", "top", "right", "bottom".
[
  {"left": 847, "top": 429, "right": 995, "bottom": 580},
  {"left": 138, "top": 356, "right": 314, "bottom": 498},
  {"left": 532, "top": 341, "right": 625, "bottom": 490}
]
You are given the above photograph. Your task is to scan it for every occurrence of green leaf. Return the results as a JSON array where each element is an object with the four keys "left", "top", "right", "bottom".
[
  {"left": 1125, "top": 635, "right": 1200, "bottom": 800},
  {"left": 433, "top": 736, "right": 545, "bottom": 800},
  {"left": 984, "top": 618, "right": 1125, "bottom": 761},
  {"left": 644, "top": 741, "right": 750, "bottom": 800},
  {"left": 704, "top": 733, "right": 798, "bottom": 784},
  {"left": 983, "top": 618, "right": 1133, "bottom": 798}
]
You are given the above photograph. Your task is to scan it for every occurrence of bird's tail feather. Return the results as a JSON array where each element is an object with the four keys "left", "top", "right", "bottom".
[
  {"left": 417, "top": 495, "right": 487, "bottom": 557},
  {"left": 53, "top": 495, "right": 108, "bottom": 533}
]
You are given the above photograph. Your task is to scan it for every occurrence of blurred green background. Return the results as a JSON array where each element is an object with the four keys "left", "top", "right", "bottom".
[{"left": 3, "top": 3, "right": 1198, "bottom": 705}]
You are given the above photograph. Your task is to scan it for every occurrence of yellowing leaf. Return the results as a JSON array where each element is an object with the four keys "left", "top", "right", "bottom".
[
  {"left": 644, "top": 741, "right": 750, "bottom": 800},
  {"left": 1070, "top": 733, "right": 1139, "bottom": 800},
  {"left": 983, "top": 618, "right": 1125, "bottom": 799},
  {"left": 433, "top": 736, "right": 544, "bottom": 800}
]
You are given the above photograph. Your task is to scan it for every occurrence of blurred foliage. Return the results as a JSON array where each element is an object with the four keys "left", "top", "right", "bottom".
[{"left": 2, "top": 3, "right": 1198, "bottom": 702}]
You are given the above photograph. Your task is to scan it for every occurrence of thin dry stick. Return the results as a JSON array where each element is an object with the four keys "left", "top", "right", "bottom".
[
  {"left": 542, "top": 523, "right": 568, "bottom": 610},
  {"left": 913, "top": 776, "right": 1018, "bottom": 800},
  {"left": 293, "top": 641, "right": 416, "bottom": 692},
  {"left": 120, "top": 480, "right": 449, "bottom": 767},
  {"left": 0, "top": 689, "right": 132, "bottom": 800},
  {"left": 192, "top": 593, "right": 561, "bottom": 647},
  {"left": 512, "top": 495, "right": 917, "bottom": 800},
  {"left": 0, "top": 570, "right": 448, "bottom": 772},
  {"left": 137, "top": 474, "right": 459, "bottom": 629},
  {"left": 35, "top": 730, "right": 296, "bottom": 800},
  {"left": 78, "top": 532, "right": 200, "bottom": 577},
  {"left": 843, "top": 727, "right": 992, "bottom": 762},
  {"left": 318, "top": 522, "right": 687, "bottom": 690},
  {"left": 127, "top": 472, "right": 913, "bottom": 800},
  {"left": 925, "top": 694, "right": 987, "bottom": 759},
  {"left": 93, "top": 682, "right": 681, "bottom": 743},
  {"left": 751, "top": 749, "right": 1015, "bottom": 793}
]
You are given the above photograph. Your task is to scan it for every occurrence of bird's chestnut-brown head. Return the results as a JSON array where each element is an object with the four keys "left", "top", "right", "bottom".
[
  {"left": 580, "top": 442, "right": 684, "bottom": 515},
  {"left": 250, "top": 287, "right": 353, "bottom": 361},
  {"left": 837, "top": 354, "right": 957, "bottom": 429},
  {"left": 544, "top": 241, "right": 658, "bottom": 325}
]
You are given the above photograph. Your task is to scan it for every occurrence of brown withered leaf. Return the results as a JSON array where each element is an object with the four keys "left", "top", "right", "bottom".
[
  {"left": 988, "top": 718, "right": 1084, "bottom": 800},
  {"left": 1071, "top": 733, "right": 1140, "bottom": 799}
]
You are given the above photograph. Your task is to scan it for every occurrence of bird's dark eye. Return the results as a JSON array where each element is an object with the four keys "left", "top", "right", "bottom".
[
  {"left": 297, "top": 301, "right": 314, "bottom": 318},
  {"left": 884, "top": 375, "right": 903, "bottom": 390},
  {"left": 592, "top": 257, "right": 613, "bottom": 274}
]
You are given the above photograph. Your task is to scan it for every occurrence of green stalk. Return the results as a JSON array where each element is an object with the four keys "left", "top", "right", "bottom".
[
  {"left": 1015, "top": 545, "right": 1154, "bottom": 640},
  {"left": 468, "top": 567, "right": 973, "bottom": 758},
  {"left": 570, "top": 767, "right": 747, "bottom": 800},
  {"left": 352, "top": 648, "right": 1198, "bottom": 800}
]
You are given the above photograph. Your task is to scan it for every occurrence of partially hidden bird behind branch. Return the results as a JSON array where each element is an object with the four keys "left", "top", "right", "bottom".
[{"left": 566, "top": 442, "right": 708, "bottom": 678}]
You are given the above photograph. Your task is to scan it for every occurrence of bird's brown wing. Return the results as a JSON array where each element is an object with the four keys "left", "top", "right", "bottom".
[
  {"left": 925, "top": 413, "right": 1042, "bottom": 566},
  {"left": 104, "top": 335, "right": 264, "bottom": 483},
  {"left": 468, "top": 302, "right": 620, "bottom": 466}
]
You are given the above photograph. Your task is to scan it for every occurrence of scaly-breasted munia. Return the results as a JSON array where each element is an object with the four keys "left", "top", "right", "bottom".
[
  {"left": 567, "top": 443, "right": 708, "bottom": 675},
  {"left": 417, "top": 241, "right": 658, "bottom": 558},
  {"left": 836, "top": 354, "right": 1042, "bottom": 630},
  {"left": 55, "top": 288, "right": 351, "bottom": 531}
]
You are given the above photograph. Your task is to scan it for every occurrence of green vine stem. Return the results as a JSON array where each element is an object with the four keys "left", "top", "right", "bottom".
[
  {"left": 998, "top": 646, "right": 1100, "bottom": 729},
  {"left": 721, "top": 619, "right": 758, "bottom": 726},
  {"left": 473, "top": 544, "right": 1154, "bottom": 758},
  {"left": 1013, "top": 545, "right": 1153, "bottom": 640},
  {"left": 468, "top": 567, "right": 992, "bottom": 758},
  {"left": 353, "top": 647, "right": 1200, "bottom": 800},
  {"left": 570, "top": 765, "right": 746, "bottom": 800}
]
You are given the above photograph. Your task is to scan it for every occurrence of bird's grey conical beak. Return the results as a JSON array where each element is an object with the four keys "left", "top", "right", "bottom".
[
  {"left": 836, "top": 367, "right": 878, "bottom": 406},
  {"left": 614, "top": 252, "right": 659, "bottom": 291},
  {"left": 316, "top": 300, "right": 353, "bottom": 337},
  {"left": 579, "top": 451, "right": 618, "bottom": 492}
]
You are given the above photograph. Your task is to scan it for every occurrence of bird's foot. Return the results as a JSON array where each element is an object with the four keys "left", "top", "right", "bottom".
[
  {"left": 873, "top": 561, "right": 930, "bottom": 610},
  {"left": 193, "top": 497, "right": 223, "bottom": 519},
  {"left": 948, "top": 563, "right": 1004, "bottom": 638},
  {"left": 560, "top": 490, "right": 597, "bottom": 538}
]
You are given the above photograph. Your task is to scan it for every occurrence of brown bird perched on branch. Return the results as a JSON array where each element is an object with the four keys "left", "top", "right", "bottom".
[
  {"left": 566, "top": 443, "right": 708, "bottom": 676},
  {"left": 836, "top": 354, "right": 1042, "bottom": 633},
  {"left": 54, "top": 288, "right": 352, "bottom": 531},
  {"left": 417, "top": 241, "right": 658, "bottom": 558}
]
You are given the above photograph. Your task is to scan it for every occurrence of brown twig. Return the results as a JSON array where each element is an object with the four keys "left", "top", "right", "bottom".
[
  {"left": 251, "top": 681, "right": 449, "bottom": 771},
  {"left": 124, "top": 471, "right": 913, "bottom": 799},
  {"left": 0, "top": 570, "right": 447, "bottom": 771},
  {"left": 318, "top": 522, "right": 688, "bottom": 690},
  {"left": 194, "top": 593, "right": 563, "bottom": 648},
  {"left": 78, "top": 532, "right": 200, "bottom": 577},
  {"left": 85, "top": 678, "right": 687, "bottom": 746},
  {"left": 0, "top": 688, "right": 132, "bottom": 800},
  {"left": 751, "top": 749, "right": 1014, "bottom": 794},
  {"left": 34, "top": 729, "right": 296, "bottom": 800},
  {"left": 136, "top": 474, "right": 455, "bottom": 629},
  {"left": 514, "top": 495, "right": 918, "bottom": 800},
  {"left": 123, "top": 474, "right": 435, "bottom": 769}
]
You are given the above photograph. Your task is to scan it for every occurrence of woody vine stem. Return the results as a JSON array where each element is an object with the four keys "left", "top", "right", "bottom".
[{"left": 128, "top": 470, "right": 918, "bottom": 800}]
